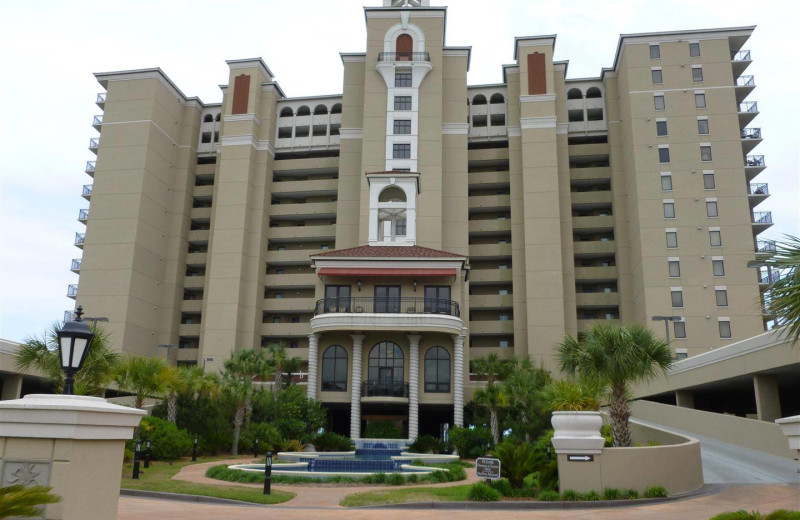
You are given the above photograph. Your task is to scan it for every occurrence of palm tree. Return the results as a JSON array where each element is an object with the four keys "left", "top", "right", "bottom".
[
  {"left": 500, "top": 358, "right": 551, "bottom": 442},
  {"left": 757, "top": 235, "right": 800, "bottom": 342},
  {"left": 266, "top": 344, "right": 302, "bottom": 391},
  {"left": 0, "top": 485, "right": 60, "bottom": 519},
  {"left": 16, "top": 323, "right": 118, "bottom": 395},
  {"left": 112, "top": 356, "right": 174, "bottom": 409},
  {"left": 557, "top": 324, "right": 672, "bottom": 447},
  {"left": 165, "top": 366, "right": 220, "bottom": 424},
  {"left": 222, "top": 349, "right": 271, "bottom": 455},
  {"left": 472, "top": 353, "right": 515, "bottom": 444}
]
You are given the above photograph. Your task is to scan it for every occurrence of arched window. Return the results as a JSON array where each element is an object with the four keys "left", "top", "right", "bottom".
[
  {"left": 215, "top": 113, "right": 221, "bottom": 121},
  {"left": 313, "top": 104, "right": 328, "bottom": 115},
  {"left": 472, "top": 94, "right": 487, "bottom": 105},
  {"left": 378, "top": 186, "right": 407, "bottom": 242},
  {"left": 489, "top": 93, "right": 505, "bottom": 104},
  {"left": 297, "top": 105, "right": 311, "bottom": 116},
  {"left": 424, "top": 347, "right": 450, "bottom": 393},
  {"left": 203, "top": 114, "right": 214, "bottom": 123},
  {"left": 279, "top": 107, "right": 294, "bottom": 117},
  {"left": 366, "top": 342, "right": 404, "bottom": 396},
  {"left": 321, "top": 345, "right": 348, "bottom": 392},
  {"left": 331, "top": 103, "right": 342, "bottom": 114},
  {"left": 396, "top": 34, "right": 413, "bottom": 61},
  {"left": 586, "top": 87, "right": 602, "bottom": 99},
  {"left": 567, "top": 88, "right": 583, "bottom": 100}
]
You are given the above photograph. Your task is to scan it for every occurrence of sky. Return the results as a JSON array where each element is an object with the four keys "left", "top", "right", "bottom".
[{"left": 0, "top": 0, "right": 797, "bottom": 343}]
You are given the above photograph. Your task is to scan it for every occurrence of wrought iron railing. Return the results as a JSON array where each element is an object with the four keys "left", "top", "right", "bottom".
[
  {"left": 755, "top": 239, "right": 776, "bottom": 252},
  {"left": 362, "top": 380, "right": 409, "bottom": 398},
  {"left": 745, "top": 155, "right": 765, "bottom": 167},
  {"left": 735, "top": 75, "right": 755, "bottom": 87},
  {"left": 78, "top": 209, "right": 89, "bottom": 220},
  {"left": 67, "top": 284, "right": 78, "bottom": 297},
  {"left": 741, "top": 128, "right": 761, "bottom": 139},
  {"left": 75, "top": 232, "right": 85, "bottom": 245},
  {"left": 740, "top": 101, "right": 758, "bottom": 113},
  {"left": 82, "top": 184, "right": 93, "bottom": 197},
  {"left": 732, "top": 50, "right": 751, "bottom": 61},
  {"left": 71, "top": 259, "right": 82, "bottom": 271},
  {"left": 377, "top": 52, "right": 430, "bottom": 62},
  {"left": 748, "top": 183, "right": 768, "bottom": 195},
  {"left": 314, "top": 297, "right": 460, "bottom": 317},
  {"left": 752, "top": 211, "right": 772, "bottom": 224}
]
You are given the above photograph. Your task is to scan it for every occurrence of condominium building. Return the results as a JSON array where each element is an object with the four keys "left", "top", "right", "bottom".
[{"left": 68, "top": 0, "right": 771, "bottom": 438}]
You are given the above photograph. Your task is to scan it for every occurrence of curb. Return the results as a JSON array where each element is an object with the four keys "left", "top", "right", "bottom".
[{"left": 120, "top": 489, "right": 265, "bottom": 507}]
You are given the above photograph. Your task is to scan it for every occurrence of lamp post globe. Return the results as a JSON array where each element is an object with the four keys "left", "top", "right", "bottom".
[{"left": 56, "top": 305, "right": 96, "bottom": 395}]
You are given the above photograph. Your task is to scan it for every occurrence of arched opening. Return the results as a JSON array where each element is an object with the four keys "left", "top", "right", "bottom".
[
  {"left": 378, "top": 186, "right": 407, "bottom": 203},
  {"left": 586, "top": 87, "right": 602, "bottom": 99},
  {"left": 296, "top": 105, "right": 311, "bottom": 116},
  {"left": 215, "top": 113, "right": 221, "bottom": 121},
  {"left": 366, "top": 342, "right": 405, "bottom": 396},
  {"left": 279, "top": 107, "right": 294, "bottom": 117},
  {"left": 377, "top": 186, "right": 407, "bottom": 242},
  {"left": 203, "top": 114, "right": 214, "bottom": 123},
  {"left": 567, "top": 88, "right": 583, "bottom": 100},
  {"left": 321, "top": 345, "right": 348, "bottom": 392},
  {"left": 489, "top": 93, "right": 505, "bottom": 104},
  {"left": 396, "top": 34, "right": 413, "bottom": 61},
  {"left": 424, "top": 347, "right": 450, "bottom": 393},
  {"left": 313, "top": 104, "right": 328, "bottom": 115},
  {"left": 331, "top": 103, "right": 342, "bottom": 114},
  {"left": 472, "top": 94, "right": 487, "bottom": 105}
]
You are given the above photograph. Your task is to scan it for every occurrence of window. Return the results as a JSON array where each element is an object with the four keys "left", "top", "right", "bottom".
[
  {"left": 499, "top": 289, "right": 509, "bottom": 295},
  {"left": 274, "top": 293, "right": 282, "bottom": 299},
  {"left": 719, "top": 320, "right": 732, "bottom": 339},
  {"left": 393, "top": 143, "right": 411, "bottom": 159},
  {"left": 712, "top": 259, "right": 725, "bottom": 276},
  {"left": 671, "top": 289, "right": 684, "bottom": 308},
  {"left": 698, "top": 119, "right": 710, "bottom": 134},
  {"left": 661, "top": 173, "right": 673, "bottom": 191},
  {"left": 669, "top": 260, "right": 681, "bottom": 277},
  {"left": 499, "top": 340, "right": 510, "bottom": 348},
  {"left": 324, "top": 285, "right": 351, "bottom": 312},
  {"left": 674, "top": 321, "right": 687, "bottom": 338},
  {"left": 703, "top": 173, "right": 715, "bottom": 189},
  {"left": 695, "top": 93, "right": 706, "bottom": 108},
  {"left": 689, "top": 42, "right": 701, "bottom": 57},
  {"left": 654, "top": 95, "right": 666, "bottom": 110},
  {"left": 663, "top": 202, "right": 676, "bottom": 219},
  {"left": 651, "top": 69, "right": 663, "bottom": 84},
  {"left": 710, "top": 230, "right": 722, "bottom": 247},
  {"left": 424, "top": 346, "right": 450, "bottom": 393},
  {"left": 658, "top": 147, "right": 670, "bottom": 163},
  {"left": 498, "top": 264, "right": 508, "bottom": 270},
  {"left": 716, "top": 289, "right": 728, "bottom": 307},
  {"left": 666, "top": 231, "right": 678, "bottom": 248},
  {"left": 499, "top": 314, "right": 510, "bottom": 321},
  {"left": 650, "top": 45, "right": 661, "bottom": 59},
  {"left": 706, "top": 201, "right": 718, "bottom": 217},
  {"left": 424, "top": 286, "right": 451, "bottom": 313},
  {"left": 676, "top": 351, "right": 688, "bottom": 360},
  {"left": 375, "top": 285, "right": 401, "bottom": 313},
  {"left": 393, "top": 120, "right": 411, "bottom": 134},
  {"left": 367, "top": 342, "right": 404, "bottom": 391},
  {"left": 395, "top": 71, "right": 412, "bottom": 87},
  {"left": 272, "top": 317, "right": 281, "bottom": 324},
  {"left": 201, "top": 132, "right": 211, "bottom": 143},
  {"left": 321, "top": 345, "right": 348, "bottom": 392},
  {"left": 656, "top": 120, "right": 668, "bottom": 136},
  {"left": 394, "top": 96, "right": 412, "bottom": 110},
  {"left": 395, "top": 219, "right": 407, "bottom": 236},
  {"left": 700, "top": 146, "right": 713, "bottom": 161},
  {"left": 692, "top": 67, "right": 704, "bottom": 82}
]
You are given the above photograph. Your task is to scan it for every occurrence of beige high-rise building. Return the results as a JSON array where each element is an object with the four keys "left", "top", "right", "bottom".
[{"left": 68, "top": 0, "right": 771, "bottom": 438}]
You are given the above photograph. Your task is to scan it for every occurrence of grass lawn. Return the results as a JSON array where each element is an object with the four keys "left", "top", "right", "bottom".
[
  {"left": 340, "top": 484, "right": 472, "bottom": 507},
  {"left": 121, "top": 458, "right": 295, "bottom": 505}
]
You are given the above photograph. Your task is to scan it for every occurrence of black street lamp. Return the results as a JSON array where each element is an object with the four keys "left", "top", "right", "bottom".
[
  {"left": 263, "top": 452, "right": 272, "bottom": 495},
  {"left": 132, "top": 439, "right": 142, "bottom": 479},
  {"left": 191, "top": 435, "right": 198, "bottom": 462},
  {"left": 56, "top": 305, "right": 95, "bottom": 395},
  {"left": 144, "top": 440, "right": 152, "bottom": 469},
  {"left": 254, "top": 435, "right": 260, "bottom": 458}
]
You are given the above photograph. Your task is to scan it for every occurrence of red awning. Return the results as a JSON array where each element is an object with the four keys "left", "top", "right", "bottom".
[{"left": 318, "top": 267, "right": 457, "bottom": 277}]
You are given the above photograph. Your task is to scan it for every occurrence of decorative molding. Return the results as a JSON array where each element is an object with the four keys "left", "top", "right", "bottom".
[
  {"left": 226, "top": 58, "right": 274, "bottom": 80},
  {"left": 365, "top": 9, "right": 445, "bottom": 19},
  {"left": 340, "top": 53, "right": 367, "bottom": 63},
  {"left": 339, "top": 128, "right": 364, "bottom": 140},
  {"left": 310, "top": 313, "right": 464, "bottom": 335},
  {"left": 219, "top": 135, "right": 275, "bottom": 156},
  {"left": 520, "top": 94, "right": 556, "bottom": 103},
  {"left": 442, "top": 123, "right": 469, "bottom": 135},
  {"left": 223, "top": 114, "right": 262, "bottom": 126},
  {"left": 520, "top": 116, "right": 557, "bottom": 130},
  {"left": 507, "top": 126, "right": 521, "bottom": 137},
  {"left": 556, "top": 123, "right": 569, "bottom": 135}
]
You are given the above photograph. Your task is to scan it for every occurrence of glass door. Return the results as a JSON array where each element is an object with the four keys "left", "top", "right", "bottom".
[
  {"left": 375, "top": 285, "right": 401, "bottom": 313},
  {"left": 424, "top": 286, "right": 451, "bottom": 314},
  {"left": 324, "top": 285, "right": 351, "bottom": 313}
]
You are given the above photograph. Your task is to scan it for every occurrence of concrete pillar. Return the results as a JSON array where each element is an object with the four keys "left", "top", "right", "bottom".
[
  {"left": 754, "top": 374, "right": 781, "bottom": 422},
  {"left": 350, "top": 334, "right": 365, "bottom": 439},
  {"left": 407, "top": 334, "right": 421, "bottom": 441},
  {"left": 675, "top": 390, "right": 695, "bottom": 409},
  {"left": 453, "top": 332, "right": 465, "bottom": 427},
  {"left": 1, "top": 374, "right": 23, "bottom": 400},
  {"left": 307, "top": 334, "right": 320, "bottom": 400},
  {"left": 0, "top": 394, "right": 144, "bottom": 520}
]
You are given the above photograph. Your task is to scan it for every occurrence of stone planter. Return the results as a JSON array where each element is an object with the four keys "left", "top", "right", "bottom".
[{"left": 551, "top": 411, "right": 605, "bottom": 454}]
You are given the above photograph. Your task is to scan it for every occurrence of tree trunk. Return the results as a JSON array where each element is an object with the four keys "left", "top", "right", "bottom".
[
  {"left": 231, "top": 403, "right": 245, "bottom": 456},
  {"left": 244, "top": 394, "right": 253, "bottom": 429},
  {"left": 167, "top": 393, "right": 178, "bottom": 423},
  {"left": 609, "top": 382, "right": 632, "bottom": 447},
  {"left": 273, "top": 371, "right": 283, "bottom": 393},
  {"left": 490, "top": 407, "right": 499, "bottom": 445}
]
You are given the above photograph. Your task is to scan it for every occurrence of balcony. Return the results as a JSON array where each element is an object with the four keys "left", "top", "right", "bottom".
[
  {"left": 745, "top": 155, "right": 766, "bottom": 181},
  {"left": 268, "top": 225, "right": 336, "bottom": 242},
  {"left": 311, "top": 297, "right": 463, "bottom": 334},
  {"left": 469, "top": 269, "right": 513, "bottom": 285},
  {"left": 88, "top": 138, "right": 99, "bottom": 154},
  {"left": 574, "top": 266, "right": 617, "bottom": 282},
  {"left": 738, "top": 101, "right": 759, "bottom": 127},
  {"left": 92, "top": 115, "right": 103, "bottom": 131},
  {"left": 468, "top": 219, "right": 511, "bottom": 235},
  {"left": 572, "top": 215, "right": 614, "bottom": 232},
  {"left": 67, "top": 284, "right": 78, "bottom": 299},
  {"left": 96, "top": 92, "right": 106, "bottom": 107},
  {"left": 377, "top": 52, "right": 430, "bottom": 62},
  {"left": 315, "top": 297, "right": 459, "bottom": 317},
  {"left": 469, "top": 320, "right": 515, "bottom": 335},
  {"left": 82, "top": 184, "right": 93, "bottom": 200},
  {"left": 740, "top": 127, "right": 762, "bottom": 154},
  {"left": 361, "top": 381, "right": 409, "bottom": 401},
  {"left": 74, "top": 232, "right": 85, "bottom": 248},
  {"left": 573, "top": 240, "right": 615, "bottom": 257},
  {"left": 78, "top": 209, "right": 89, "bottom": 223},
  {"left": 755, "top": 239, "right": 776, "bottom": 253},
  {"left": 265, "top": 249, "right": 321, "bottom": 265},
  {"left": 731, "top": 50, "right": 752, "bottom": 77},
  {"left": 70, "top": 259, "right": 81, "bottom": 273},
  {"left": 759, "top": 269, "right": 782, "bottom": 286},
  {"left": 469, "top": 243, "right": 512, "bottom": 259},
  {"left": 751, "top": 211, "right": 773, "bottom": 235},
  {"left": 470, "top": 294, "right": 513, "bottom": 309},
  {"left": 262, "top": 297, "right": 316, "bottom": 313},
  {"left": 85, "top": 161, "right": 96, "bottom": 176},
  {"left": 468, "top": 194, "right": 511, "bottom": 211},
  {"left": 576, "top": 292, "right": 620, "bottom": 307},
  {"left": 578, "top": 318, "right": 620, "bottom": 333},
  {"left": 264, "top": 273, "right": 316, "bottom": 289},
  {"left": 747, "top": 183, "right": 769, "bottom": 209},
  {"left": 734, "top": 76, "right": 755, "bottom": 104},
  {"left": 570, "top": 191, "right": 613, "bottom": 206}
]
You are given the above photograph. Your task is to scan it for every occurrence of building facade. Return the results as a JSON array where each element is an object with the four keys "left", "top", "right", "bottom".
[{"left": 69, "top": 0, "right": 771, "bottom": 438}]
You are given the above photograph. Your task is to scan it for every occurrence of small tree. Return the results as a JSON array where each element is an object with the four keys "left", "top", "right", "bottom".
[
  {"left": 266, "top": 344, "right": 302, "bottom": 391},
  {"left": 112, "top": 356, "right": 174, "bottom": 409},
  {"left": 222, "top": 348, "right": 271, "bottom": 455},
  {"left": 501, "top": 359, "right": 551, "bottom": 442},
  {"left": 472, "top": 354, "right": 515, "bottom": 445},
  {"left": 0, "top": 485, "right": 60, "bottom": 519}
]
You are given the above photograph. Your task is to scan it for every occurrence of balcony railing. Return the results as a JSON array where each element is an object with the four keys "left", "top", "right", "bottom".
[
  {"left": 733, "top": 50, "right": 751, "bottom": 61},
  {"left": 760, "top": 270, "right": 782, "bottom": 285},
  {"left": 739, "top": 101, "right": 758, "bottom": 113},
  {"left": 75, "top": 232, "right": 85, "bottom": 246},
  {"left": 736, "top": 75, "right": 755, "bottom": 87},
  {"left": 755, "top": 239, "right": 776, "bottom": 252},
  {"left": 92, "top": 115, "right": 103, "bottom": 127},
  {"left": 64, "top": 311, "right": 74, "bottom": 323},
  {"left": 78, "top": 209, "right": 89, "bottom": 221},
  {"left": 314, "top": 297, "right": 460, "bottom": 318},
  {"left": 752, "top": 211, "right": 772, "bottom": 224},
  {"left": 746, "top": 155, "right": 765, "bottom": 167},
  {"left": 96, "top": 92, "right": 106, "bottom": 103},
  {"left": 71, "top": 258, "right": 82, "bottom": 271},
  {"left": 362, "top": 380, "right": 409, "bottom": 398},
  {"left": 85, "top": 161, "right": 96, "bottom": 173},
  {"left": 377, "top": 52, "right": 430, "bottom": 62},
  {"left": 89, "top": 137, "right": 100, "bottom": 150},
  {"left": 748, "top": 183, "right": 769, "bottom": 195},
  {"left": 67, "top": 284, "right": 78, "bottom": 297},
  {"left": 741, "top": 128, "right": 761, "bottom": 139},
  {"left": 82, "top": 184, "right": 93, "bottom": 197}
]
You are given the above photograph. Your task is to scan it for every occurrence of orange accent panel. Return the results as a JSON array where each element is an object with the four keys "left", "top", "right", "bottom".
[
  {"left": 527, "top": 52, "right": 546, "bottom": 95},
  {"left": 396, "top": 34, "right": 413, "bottom": 61},
  {"left": 232, "top": 74, "right": 250, "bottom": 115},
  {"left": 317, "top": 268, "right": 457, "bottom": 277}
]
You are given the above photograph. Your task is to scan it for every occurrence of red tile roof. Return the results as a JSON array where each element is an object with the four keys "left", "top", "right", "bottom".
[{"left": 313, "top": 245, "right": 465, "bottom": 259}]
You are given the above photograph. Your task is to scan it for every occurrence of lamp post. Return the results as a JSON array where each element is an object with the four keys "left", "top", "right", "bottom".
[
  {"left": 254, "top": 435, "right": 260, "bottom": 458},
  {"left": 56, "top": 305, "right": 96, "bottom": 395},
  {"left": 263, "top": 452, "right": 272, "bottom": 495},
  {"left": 144, "top": 439, "right": 151, "bottom": 469},
  {"left": 192, "top": 435, "right": 199, "bottom": 462},
  {"left": 132, "top": 438, "right": 142, "bottom": 479},
  {"left": 651, "top": 315, "right": 682, "bottom": 343}
]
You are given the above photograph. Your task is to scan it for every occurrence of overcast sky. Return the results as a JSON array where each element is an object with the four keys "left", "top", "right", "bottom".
[{"left": 0, "top": 0, "right": 797, "bottom": 343}]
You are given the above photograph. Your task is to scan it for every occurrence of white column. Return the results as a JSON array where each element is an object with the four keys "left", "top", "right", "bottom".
[
  {"left": 350, "top": 334, "right": 365, "bottom": 439},
  {"left": 307, "top": 333, "right": 320, "bottom": 400},
  {"left": 407, "top": 334, "right": 421, "bottom": 441},
  {"left": 453, "top": 332, "right": 465, "bottom": 427}
]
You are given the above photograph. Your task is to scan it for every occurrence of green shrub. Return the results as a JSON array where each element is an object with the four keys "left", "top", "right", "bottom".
[
  {"left": 538, "top": 490, "right": 560, "bottom": 501},
  {"left": 314, "top": 432, "right": 355, "bottom": 452},
  {"left": 709, "top": 512, "right": 765, "bottom": 520},
  {"left": 489, "top": 478, "right": 513, "bottom": 497},
  {"left": 467, "top": 482, "right": 502, "bottom": 502},
  {"left": 387, "top": 473, "right": 405, "bottom": 486},
  {"left": 540, "top": 378, "right": 603, "bottom": 412},
  {"left": 449, "top": 426, "right": 494, "bottom": 458},
  {"left": 408, "top": 434, "right": 442, "bottom": 454},
  {"left": 206, "top": 465, "right": 264, "bottom": 484},
  {"left": 625, "top": 489, "right": 639, "bottom": 499},
  {"left": 644, "top": 486, "right": 668, "bottom": 498},
  {"left": 602, "top": 488, "right": 621, "bottom": 500},
  {"left": 123, "top": 449, "right": 133, "bottom": 463},
  {"left": 489, "top": 441, "right": 544, "bottom": 488},
  {"left": 363, "top": 421, "right": 402, "bottom": 439},
  {"left": 137, "top": 417, "right": 192, "bottom": 461},
  {"left": 238, "top": 422, "right": 284, "bottom": 454},
  {"left": 426, "top": 470, "right": 449, "bottom": 484},
  {"left": 372, "top": 472, "right": 386, "bottom": 484},
  {"left": 560, "top": 489, "right": 581, "bottom": 501},
  {"left": 406, "top": 474, "right": 418, "bottom": 484},
  {"left": 766, "top": 511, "right": 800, "bottom": 520},
  {"left": 601, "top": 424, "right": 613, "bottom": 447},
  {"left": 583, "top": 490, "right": 600, "bottom": 501}
]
